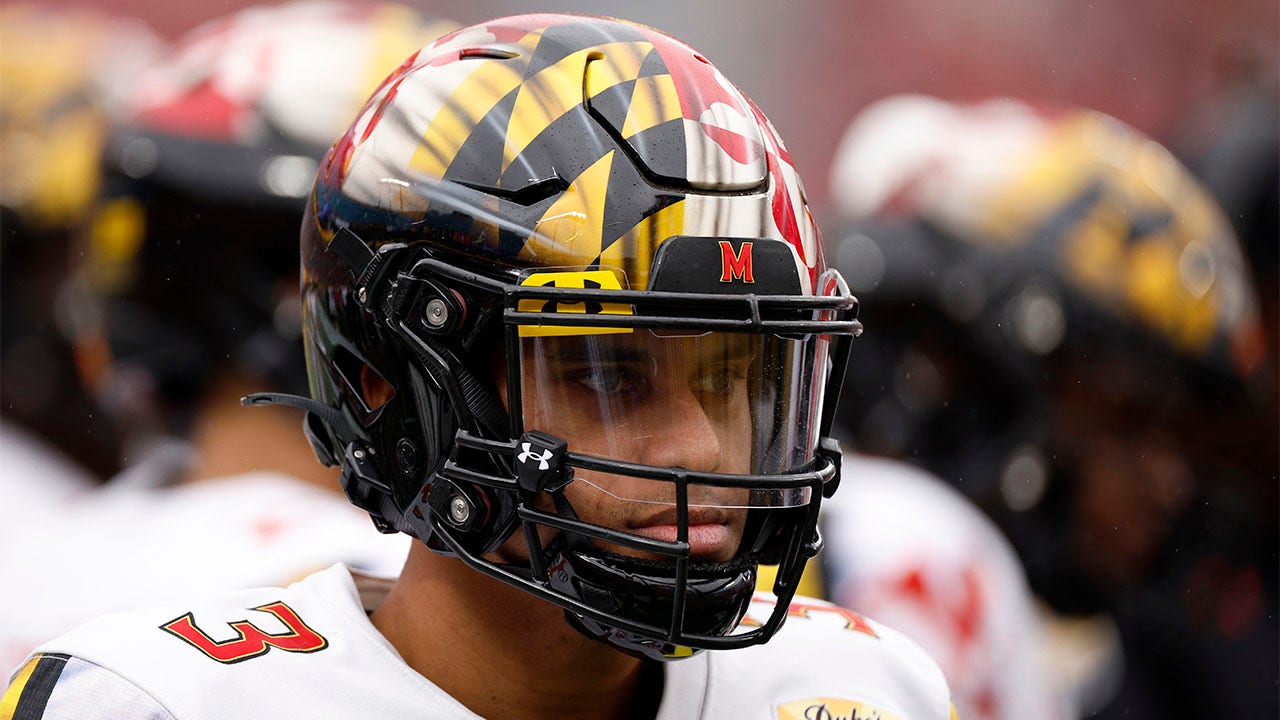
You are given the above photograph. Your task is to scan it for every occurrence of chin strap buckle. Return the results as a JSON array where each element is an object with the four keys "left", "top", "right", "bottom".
[
  {"left": 339, "top": 442, "right": 399, "bottom": 534},
  {"left": 514, "top": 431, "right": 572, "bottom": 494}
]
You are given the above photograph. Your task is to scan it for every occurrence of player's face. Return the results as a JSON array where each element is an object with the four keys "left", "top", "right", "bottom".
[{"left": 512, "top": 330, "right": 757, "bottom": 562}]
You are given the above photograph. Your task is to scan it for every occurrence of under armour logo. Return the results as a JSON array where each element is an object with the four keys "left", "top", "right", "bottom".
[
  {"left": 514, "top": 431, "right": 569, "bottom": 493},
  {"left": 517, "top": 442, "right": 555, "bottom": 470}
]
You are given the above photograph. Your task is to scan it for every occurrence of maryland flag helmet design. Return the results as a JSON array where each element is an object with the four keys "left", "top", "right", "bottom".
[{"left": 284, "top": 13, "right": 861, "bottom": 661}]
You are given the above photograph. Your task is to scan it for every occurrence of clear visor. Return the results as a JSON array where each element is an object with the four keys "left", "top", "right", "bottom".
[{"left": 518, "top": 329, "right": 826, "bottom": 510}]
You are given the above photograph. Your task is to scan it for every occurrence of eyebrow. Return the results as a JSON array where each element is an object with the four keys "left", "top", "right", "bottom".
[
  {"left": 540, "top": 342, "right": 648, "bottom": 365},
  {"left": 540, "top": 336, "right": 758, "bottom": 366},
  {"left": 713, "top": 336, "right": 757, "bottom": 360}
]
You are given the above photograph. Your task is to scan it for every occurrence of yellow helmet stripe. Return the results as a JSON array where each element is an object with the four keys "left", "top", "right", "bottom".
[
  {"left": 583, "top": 41, "right": 653, "bottom": 98},
  {"left": 523, "top": 150, "right": 615, "bottom": 265},
  {"left": 598, "top": 198, "right": 685, "bottom": 289},
  {"left": 409, "top": 32, "right": 539, "bottom": 178},
  {"left": 621, "top": 73, "right": 681, "bottom": 139},
  {"left": 503, "top": 41, "right": 651, "bottom": 174}
]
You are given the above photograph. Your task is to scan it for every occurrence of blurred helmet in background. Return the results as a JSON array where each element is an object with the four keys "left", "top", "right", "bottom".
[
  {"left": 0, "top": 4, "right": 164, "bottom": 476},
  {"left": 67, "top": 0, "right": 457, "bottom": 448},
  {"left": 827, "top": 94, "right": 1270, "bottom": 612}
]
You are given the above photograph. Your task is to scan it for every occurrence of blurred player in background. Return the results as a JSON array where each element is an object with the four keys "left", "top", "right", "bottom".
[
  {"left": 826, "top": 94, "right": 1275, "bottom": 718},
  {"left": 0, "top": 4, "right": 164, "bottom": 488},
  {"left": 819, "top": 451, "right": 1072, "bottom": 720},
  {"left": 784, "top": 98, "right": 1083, "bottom": 720},
  {"left": 1175, "top": 46, "right": 1279, "bottom": 512},
  {"left": 0, "top": 1, "right": 458, "bottom": 671}
]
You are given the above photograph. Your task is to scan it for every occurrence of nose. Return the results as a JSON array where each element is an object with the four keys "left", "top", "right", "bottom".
[{"left": 638, "top": 386, "right": 724, "bottom": 474}]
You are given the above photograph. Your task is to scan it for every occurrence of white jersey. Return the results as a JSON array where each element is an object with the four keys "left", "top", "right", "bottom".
[
  {"left": 6, "top": 564, "right": 957, "bottom": 720},
  {"left": 821, "top": 453, "right": 1071, "bottom": 720},
  {"left": 0, "top": 420, "right": 97, "bottom": 505},
  {"left": 0, "top": 456, "right": 409, "bottom": 673}
]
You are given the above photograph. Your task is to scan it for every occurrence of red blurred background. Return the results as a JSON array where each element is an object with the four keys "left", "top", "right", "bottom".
[{"left": 20, "top": 0, "right": 1278, "bottom": 214}]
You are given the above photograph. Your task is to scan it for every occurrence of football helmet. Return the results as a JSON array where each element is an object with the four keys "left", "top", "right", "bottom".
[
  {"left": 827, "top": 95, "right": 1269, "bottom": 610},
  {"left": 70, "top": 1, "right": 456, "bottom": 443},
  {"left": 0, "top": 5, "right": 163, "bottom": 476},
  {"left": 265, "top": 13, "right": 859, "bottom": 660}
]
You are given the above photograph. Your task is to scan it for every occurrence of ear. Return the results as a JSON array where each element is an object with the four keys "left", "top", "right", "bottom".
[{"left": 360, "top": 364, "right": 395, "bottom": 410}]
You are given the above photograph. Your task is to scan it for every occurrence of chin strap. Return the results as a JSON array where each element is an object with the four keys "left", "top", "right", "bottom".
[
  {"left": 241, "top": 391, "right": 347, "bottom": 432},
  {"left": 240, "top": 390, "right": 354, "bottom": 470},
  {"left": 241, "top": 391, "right": 401, "bottom": 534}
]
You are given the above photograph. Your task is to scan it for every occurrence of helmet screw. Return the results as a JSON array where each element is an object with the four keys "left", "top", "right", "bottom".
[
  {"left": 425, "top": 298, "right": 450, "bottom": 327},
  {"left": 395, "top": 438, "right": 418, "bottom": 477},
  {"left": 357, "top": 287, "right": 368, "bottom": 304},
  {"left": 448, "top": 495, "right": 471, "bottom": 525},
  {"left": 353, "top": 449, "right": 366, "bottom": 460}
]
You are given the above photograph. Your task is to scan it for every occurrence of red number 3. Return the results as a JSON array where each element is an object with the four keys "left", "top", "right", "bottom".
[{"left": 160, "top": 602, "right": 328, "bottom": 664}]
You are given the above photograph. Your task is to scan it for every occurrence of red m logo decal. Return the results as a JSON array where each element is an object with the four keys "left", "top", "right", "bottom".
[
  {"left": 719, "top": 241, "right": 755, "bottom": 283},
  {"left": 161, "top": 601, "right": 328, "bottom": 664}
]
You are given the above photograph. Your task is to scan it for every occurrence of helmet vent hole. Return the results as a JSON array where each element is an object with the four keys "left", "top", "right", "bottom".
[
  {"left": 332, "top": 346, "right": 395, "bottom": 414},
  {"left": 457, "top": 176, "right": 569, "bottom": 206},
  {"left": 459, "top": 47, "right": 520, "bottom": 60}
]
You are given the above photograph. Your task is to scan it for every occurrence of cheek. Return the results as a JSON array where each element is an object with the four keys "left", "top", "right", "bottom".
[
  {"left": 526, "top": 393, "right": 646, "bottom": 462},
  {"left": 559, "top": 470, "right": 648, "bottom": 532},
  {"left": 716, "top": 399, "right": 753, "bottom": 473}
]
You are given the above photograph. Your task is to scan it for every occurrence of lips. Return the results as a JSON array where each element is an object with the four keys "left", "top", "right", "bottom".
[{"left": 629, "top": 509, "right": 737, "bottom": 560}]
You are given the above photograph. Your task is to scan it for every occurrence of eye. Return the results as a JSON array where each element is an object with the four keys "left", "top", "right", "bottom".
[
  {"left": 575, "top": 367, "right": 628, "bottom": 394},
  {"left": 697, "top": 368, "right": 737, "bottom": 396}
]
